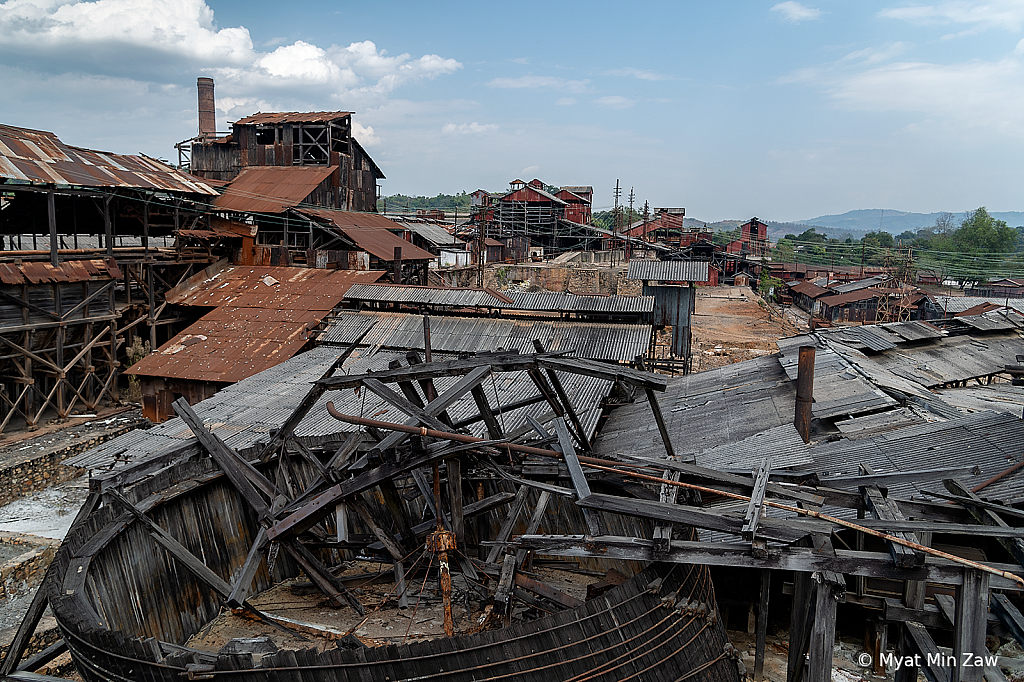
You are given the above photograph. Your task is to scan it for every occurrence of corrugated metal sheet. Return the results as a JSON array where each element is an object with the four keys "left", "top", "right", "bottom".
[
  {"left": 167, "top": 265, "right": 382, "bottom": 307},
  {"left": 933, "top": 296, "right": 1024, "bottom": 315},
  {"left": 957, "top": 310, "right": 1024, "bottom": 331},
  {"left": 69, "top": 344, "right": 614, "bottom": 471},
  {"left": 627, "top": 260, "right": 709, "bottom": 282},
  {"left": 398, "top": 222, "right": 463, "bottom": 247},
  {"left": 0, "top": 258, "right": 119, "bottom": 285},
  {"left": 343, "top": 283, "right": 512, "bottom": 307},
  {"left": 0, "top": 124, "right": 217, "bottom": 194},
  {"left": 296, "top": 208, "right": 436, "bottom": 261},
  {"left": 788, "top": 281, "right": 831, "bottom": 298},
  {"left": 233, "top": 112, "right": 352, "bottom": 125},
  {"left": 830, "top": 275, "right": 889, "bottom": 293},
  {"left": 319, "top": 311, "right": 651, "bottom": 363},
  {"left": 506, "top": 291, "right": 655, "bottom": 314},
  {"left": 213, "top": 166, "right": 337, "bottom": 213},
  {"left": 130, "top": 267, "right": 383, "bottom": 382}
]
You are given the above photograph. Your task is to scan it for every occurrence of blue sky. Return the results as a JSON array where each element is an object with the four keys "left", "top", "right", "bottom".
[{"left": 2, "top": 0, "right": 1023, "bottom": 221}]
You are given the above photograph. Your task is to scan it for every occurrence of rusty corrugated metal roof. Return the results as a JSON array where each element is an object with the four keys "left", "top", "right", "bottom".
[
  {"left": 130, "top": 267, "right": 383, "bottom": 383},
  {"left": 213, "top": 166, "right": 337, "bottom": 213},
  {"left": 166, "top": 264, "right": 382, "bottom": 308},
  {"left": 233, "top": 112, "right": 352, "bottom": 125},
  {"left": 0, "top": 124, "right": 218, "bottom": 195},
  {"left": 0, "top": 258, "right": 120, "bottom": 285},
  {"left": 296, "top": 208, "right": 436, "bottom": 261}
]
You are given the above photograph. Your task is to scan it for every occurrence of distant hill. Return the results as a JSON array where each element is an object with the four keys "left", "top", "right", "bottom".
[{"left": 796, "top": 209, "right": 1024, "bottom": 234}]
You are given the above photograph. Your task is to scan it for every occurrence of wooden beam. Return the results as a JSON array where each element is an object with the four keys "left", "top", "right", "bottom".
[
  {"left": 743, "top": 455, "right": 772, "bottom": 543},
  {"left": 486, "top": 486, "right": 530, "bottom": 565},
  {"left": 470, "top": 384, "right": 504, "bottom": 440},
  {"left": 653, "top": 470, "right": 679, "bottom": 556},
  {"left": 512, "top": 535, "right": 1024, "bottom": 590},
  {"left": 808, "top": 574, "right": 842, "bottom": 682},
  {"left": 554, "top": 418, "right": 603, "bottom": 536},
  {"left": 754, "top": 569, "right": 771, "bottom": 681},
  {"left": 227, "top": 527, "right": 268, "bottom": 608},
  {"left": 281, "top": 540, "right": 364, "bottom": 614},
  {"left": 900, "top": 621, "right": 949, "bottom": 682},
  {"left": 514, "top": 490, "right": 552, "bottom": 569},
  {"left": 945, "top": 479, "right": 1024, "bottom": 568},
  {"left": 514, "top": 572, "right": 584, "bottom": 609},
  {"left": 447, "top": 457, "right": 465, "bottom": 547},
  {"left": 862, "top": 464, "right": 924, "bottom": 568},
  {"left": 991, "top": 593, "right": 1024, "bottom": 647},
  {"left": 494, "top": 554, "right": 517, "bottom": 624}
]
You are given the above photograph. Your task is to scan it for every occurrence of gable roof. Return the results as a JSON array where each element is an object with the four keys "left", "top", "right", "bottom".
[
  {"left": 233, "top": 112, "right": 352, "bottom": 125},
  {"left": 214, "top": 166, "right": 337, "bottom": 213},
  {"left": 296, "top": 208, "right": 436, "bottom": 261}
]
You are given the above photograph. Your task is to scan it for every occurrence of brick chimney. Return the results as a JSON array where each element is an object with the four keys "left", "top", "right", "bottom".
[{"left": 197, "top": 77, "right": 216, "bottom": 140}]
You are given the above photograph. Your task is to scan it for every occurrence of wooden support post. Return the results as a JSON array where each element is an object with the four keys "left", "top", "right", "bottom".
[
  {"left": 494, "top": 554, "right": 517, "bottom": 625},
  {"left": 953, "top": 569, "right": 990, "bottom": 682},
  {"left": 533, "top": 340, "right": 590, "bottom": 449},
  {"left": 47, "top": 191, "right": 57, "bottom": 267},
  {"left": 281, "top": 540, "right": 364, "bottom": 613},
  {"left": 807, "top": 573, "right": 842, "bottom": 682},
  {"left": 787, "top": 570, "right": 814, "bottom": 682},
  {"left": 754, "top": 569, "right": 771, "bottom": 682},
  {"left": 350, "top": 497, "right": 409, "bottom": 607},
  {"left": 991, "top": 593, "right": 1024, "bottom": 647},
  {"left": 379, "top": 479, "right": 417, "bottom": 552},
  {"left": 447, "top": 456, "right": 465, "bottom": 547},
  {"left": 650, "top": 469, "right": 681, "bottom": 558},
  {"left": 227, "top": 528, "right": 269, "bottom": 608}
]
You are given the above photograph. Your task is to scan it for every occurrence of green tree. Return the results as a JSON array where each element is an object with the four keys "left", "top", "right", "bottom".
[{"left": 954, "top": 207, "right": 1016, "bottom": 254}]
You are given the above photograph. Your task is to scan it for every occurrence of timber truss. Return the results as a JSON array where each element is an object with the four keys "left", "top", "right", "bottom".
[{"left": 7, "top": 324, "right": 1024, "bottom": 682}]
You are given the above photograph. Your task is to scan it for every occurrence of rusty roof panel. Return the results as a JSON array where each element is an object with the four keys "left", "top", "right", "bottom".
[
  {"left": 342, "top": 283, "right": 513, "bottom": 307},
  {"left": 233, "top": 112, "right": 352, "bottom": 125},
  {"left": 295, "top": 208, "right": 436, "bottom": 261},
  {"left": 213, "top": 166, "right": 338, "bottom": 213},
  {"left": 0, "top": 124, "right": 218, "bottom": 195},
  {"left": 166, "top": 264, "right": 382, "bottom": 308},
  {"left": 0, "top": 258, "right": 118, "bottom": 285}
]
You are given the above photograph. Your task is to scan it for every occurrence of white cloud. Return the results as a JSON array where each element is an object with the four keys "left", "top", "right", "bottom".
[
  {"left": 880, "top": 1, "right": 1024, "bottom": 32},
  {"left": 606, "top": 67, "right": 671, "bottom": 81},
  {"left": 0, "top": 0, "right": 462, "bottom": 114},
  {"left": 441, "top": 122, "right": 498, "bottom": 134},
  {"left": 770, "top": 1, "right": 823, "bottom": 22},
  {"left": 487, "top": 75, "right": 590, "bottom": 92},
  {"left": 555, "top": 97, "right": 577, "bottom": 106},
  {"left": 352, "top": 121, "right": 381, "bottom": 146},
  {"left": 593, "top": 95, "right": 634, "bottom": 109}
]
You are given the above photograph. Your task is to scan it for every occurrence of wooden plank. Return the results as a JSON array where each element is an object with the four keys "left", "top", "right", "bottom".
[
  {"left": 255, "top": 300, "right": 375, "bottom": 464},
  {"left": 282, "top": 540, "right": 364, "bottom": 614},
  {"left": 953, "top": 569, "right": 990, "bottom": 682},
  {"left": 902, "top": 621, "right": 950, "bottom": 682},
  {"left": 513, "top": 573, "right": 584, "bottom": 609},
  {"left": 754, "top": 569, "right": 770, "bottom": 681},
  {"left": 554, "top": 418, "right": 603, "bottom": 536},
  {"left": 470, "top": 384, "right": 504, "bottom": 440},
  {"left": 12, "top": 638, "right": 66, "bottom": 674},
  {"left": 227, "top": 527, "right": 268, "bottom": 608},
  {"left": 173, "top": 399, "right": 274, "bottom": 519},
  {"left": 494, "top": 554, "right": 517, "bottom": 623},
  {"left": 945, "top": 479, "right": 1024, "bottom": 568},
  {"left": 743, "top": 455, "right": 772, "bottom": 542},
  {"left": 514, "top": 490, "right": 552, "bottom": 569},
  {"left": 808, "top": 576, "right": 840, "bottom": 682},
  {"left": 578, "top": 493, "right": 827, "bottom": 544},
  {"left": 447, "top": 457, "right": 465, "bottom": 547},
  {"left": 534, "top": 340, "right": 590, "bottom": 451},
  {"left": 787, "top": 569, "right": 813, "bottom": 682},
  {"left": 485, "top": 486, "right": 530, "bottom": 565},
  {"left": 991, "top": 593, "right": 1024, "bottom": 647},
  {"left": 819, "top": 465, "right": 982, "bottom": 489},
  {"left": 513, "top": 535, "right": 1024, "bottom": 590},
  {"left": 862, "top": 464, "right": 923, "bottom": 568},
  {"left": 653, "top": 470, "right": 679, "bottom": 556}
]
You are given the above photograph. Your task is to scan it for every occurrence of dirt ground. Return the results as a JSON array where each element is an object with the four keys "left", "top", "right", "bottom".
[{"left": 689, "top": 286, "right": 806, "bottom": 372}]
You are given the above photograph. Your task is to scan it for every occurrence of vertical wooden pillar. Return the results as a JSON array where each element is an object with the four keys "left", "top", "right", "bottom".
[
  {"left": 787, "top": 570, "right": 813, "bottom": 682},
  {"left": 953, "top": 569, "right": 990, "bottom": 682},
  {"left": 147, "top": 264, "right": 157, "bottom": 351},
  {"left": 47, "top": 190, "right": 58, "bottom": 267},
  {"left": 103, "top": 197, "right": 112, "bottom": 256},
  {"left": 54, "top": 282, "right": 64, "bottom": 418},
  {"left": 754, "top": 569, "right": 771, "bottom": 681},
  {"left": 447, "top": 457, "right": 465, "bottom": 547},
  {"left": 807, "top": 575, "right": 840, "bottom": 682}
]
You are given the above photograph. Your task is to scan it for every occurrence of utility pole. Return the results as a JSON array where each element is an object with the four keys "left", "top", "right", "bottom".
[
  {"left": 626, "top": 188, "right": 635, "bottom": 263},
  {"left": 476, "top": 205, "right": 485, "bottom": 288},
  {"left": 612, "top": 179, "right": 622, "bottom": 265}
]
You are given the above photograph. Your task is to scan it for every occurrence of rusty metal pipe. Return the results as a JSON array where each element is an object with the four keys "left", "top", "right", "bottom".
[
  {"left": 972, "top": 458, "right": 1024, "bottom": 494},
  {"left": 794, "top": 345, "right": 815, "bottom": 444}
]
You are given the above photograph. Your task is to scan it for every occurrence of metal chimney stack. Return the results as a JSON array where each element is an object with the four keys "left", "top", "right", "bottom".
[
  {"left": 197, "top": 77, "right": 216, "bottom": 140},
  {"left": 794, "top": 345, "right": 815, "bottom": 443}
]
